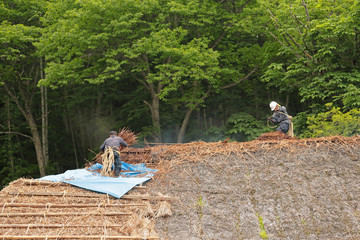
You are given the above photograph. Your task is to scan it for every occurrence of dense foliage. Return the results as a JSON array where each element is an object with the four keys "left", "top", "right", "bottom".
[
  {"left": 302, "top": 104, "right": 360, "bottom": 138},
  {"left": 1, "top": 0, "right": 359, "bottom": 187}
]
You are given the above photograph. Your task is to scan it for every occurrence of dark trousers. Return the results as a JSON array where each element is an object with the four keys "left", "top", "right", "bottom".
[
  {"left": 113, "top": 151, "right": 122, "bottom": 176},
  {"left": 277, "top": 122, "right": 289, "bottom": 134}
]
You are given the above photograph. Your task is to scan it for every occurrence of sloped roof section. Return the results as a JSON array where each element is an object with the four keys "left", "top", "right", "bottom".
[
  {"left": 0, "top": 178, "right": 176, "bottom": 239},
  {"left": 148, "top": 135, "right": 360, "bottom": 239}
]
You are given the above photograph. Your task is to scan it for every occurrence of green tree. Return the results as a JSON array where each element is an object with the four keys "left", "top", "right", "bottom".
[
  {"left": 302, "top": 103, "right": 360, "bottom": 138},
  {"left": 126, "top": 28, "right": 221, "bottom": 143},
  {"left": 227, "top": 112, "right": 270, "bottom": 141},
  {"left": 38, "top": 0, "right": 169, "bottom": 142},
  {"left": 261, "top": 0, "right": 360, "bottom": 110},
  {"left": 0, "top": 0, "right": 48, "bottom": 176},
  {"left": 38, "top": 0, "right": 262, "bottom": 143}
]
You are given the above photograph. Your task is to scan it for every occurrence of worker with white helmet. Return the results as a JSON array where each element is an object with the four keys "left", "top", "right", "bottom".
[{"left": 268, "top": 101, "right": 291, "bottom": 134}]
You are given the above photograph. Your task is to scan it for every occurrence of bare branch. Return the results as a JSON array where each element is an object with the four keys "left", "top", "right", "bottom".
[
  {"left": 0, "top": 131, "right": 34, "bottom": 140},
  {"left": 286, "top": 33, "right": 301, "bottom": 49},
  {"left": 143, "top": 53, "right": 151, "bottom": 74},
  {"left": 143, "top": 100, "right": 153, "bottom": 115},
  {"left": 268, "top": 31, "right": 288, "bottom": 48},
  {"left": 302, "top": 0, "right": 310, "bottom": 22},
  {"left": 221, "top": 67, "right": 258, "bottom": 89},
  {"left": 267, "top": 9, "right": 279, "bottom": 28},
  {"left": 3, "top": 82, "right": 27, "bottom": 118},
  {"left": 282, "top": 34, "right": 293, "bottom": 48},
  {"left": 131, "top": 72, "right": 149, "bottom": 90},
  {"left": 269, "top": 31, "right": 302, "bottom": 59},
  {"left": 267, "top": 8, "right": 313, "bottom": 61},
  {"left": 211, "top": 30, "right": 227, "bottom": 49},
  {"left": 29, "top": 63, "right": 40, "bottom": 105},
  {"left": 288, "top": 0, "right": 305, "bottom": 33},
  {"left": 268, "top": 9, "right": 299, "bottom": 48}
]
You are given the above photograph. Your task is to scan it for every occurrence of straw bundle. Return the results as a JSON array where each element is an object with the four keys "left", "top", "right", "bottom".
[
  {"left": 257, "top": 131, "right": 294, "bottom": 140},
  {"left": 138, "top": 201, "right": 155, "bottom": 218},
  {"left": 122, "top": 214, "right": 158, "bottom": 238},
  {"left": 287, "top": 121, "right": 294, "bottom": 137},
  {"left": 100, "top": 147, "right": 115, "bottom": 177},
  {"left": 154, "top": 201, "right": 172, "bottom": 218},
  {"left": 118, "top": 127, "right": 139, "bottom": 146}
]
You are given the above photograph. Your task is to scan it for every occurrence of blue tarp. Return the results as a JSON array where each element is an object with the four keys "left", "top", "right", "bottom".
[{"left": 38, "top": 162, "right": 157, "bottom": 198}]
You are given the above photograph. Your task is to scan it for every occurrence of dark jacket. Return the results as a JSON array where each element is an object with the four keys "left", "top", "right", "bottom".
[
  {"left": 100, "top": 136, "right": 128, "bottom": 151},
  {"left": 271, "top": 106, "right": 291, "bottom": 124}
]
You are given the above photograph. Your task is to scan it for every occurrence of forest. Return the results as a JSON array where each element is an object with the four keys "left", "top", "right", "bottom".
[{"left": 0, "top": 0, "right": 359, "bottom": 188}]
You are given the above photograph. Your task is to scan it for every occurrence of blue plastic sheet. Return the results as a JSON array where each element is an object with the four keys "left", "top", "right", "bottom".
[
  {"left": 86, "top": 161, "right": 157, "bottom": 178},
  {"left": 121, "top": 162, "right": 157, "bottom": 177},
  {"left": 38, "top": 162, "right": 157, "bottom": 198}
]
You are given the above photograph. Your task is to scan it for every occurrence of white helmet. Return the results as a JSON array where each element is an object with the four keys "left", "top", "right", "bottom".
[{"left": 269, "top": 101, "right": 278, "bottom": 111}]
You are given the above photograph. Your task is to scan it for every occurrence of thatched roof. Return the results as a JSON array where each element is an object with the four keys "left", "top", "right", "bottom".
[
  {"left": 0, "top": 178, "right": 175, "bottom": 239},
  {"left": 1, "top": 134, "right": 359, "bottom": 239},
  {"left": 148, "top": 135, "right": 360, "bottom": 240}
]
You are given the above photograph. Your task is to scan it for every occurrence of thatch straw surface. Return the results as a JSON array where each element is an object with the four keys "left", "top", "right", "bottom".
[
  {"left": 147, "top": 135, "right": 360, "bottom": 240},
  {"left": 257, "top": 131, "right": 296, "bottom": 140},
  {"left": 0, "top": 179, "right": 162, "bottom": 239},
  {"left": 2, "top": 135, "right": 359, "bottom": 239}
]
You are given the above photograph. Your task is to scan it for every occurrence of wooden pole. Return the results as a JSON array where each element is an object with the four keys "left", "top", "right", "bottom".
[
  {"left": 8, "top": 191, "right": 106, "bottom": 198},
  {"left": 121, "top": 195, "right": 179, "bottom": 201},
  {"left": 0, "top": 212, "right": 131, "bottom": 217},
  {"left": 0, "top": 224, "right": 125, "bottom": 228},
  {"left": 20, "top": 179, "right": 146, "bottom": 189},
  {"left": 0, "top": 203, "right": 145, "bottom": 208},
  {"left": 7, "top": 191, "right": 179, "bottom": 201},
  {"left": 0, "top": 236, "right": 159, "bottom": 239}
]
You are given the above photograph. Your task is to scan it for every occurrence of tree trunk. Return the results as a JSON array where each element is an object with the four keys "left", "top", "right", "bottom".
[
  {"left": 40, "top": 57, "right": 49, "bottom": 166},
  {"left": 26, "top": 104, "right": 46, "bottom": 177},
  {"left": 139, "top": 53, "right": 163, "bottom": 143},
  {"left": 40, "top": 88, "right": 49, "bottom": 165},
  {"left": 177, "top": 108, "right": 194, "bottom": 143},
  {"left": 285, "top": 94, "right": 290, "bottom": 110},
  {"left": 209, "top": 117, "right": 213, "bottom": 128},
  {"left": 3, "top": 63, "right": 47, "bottom": 177},
  {"left": 203, "top": 108, "right": 208, "bottom": 131},
  {"left": 254, "top": 86, "right": 260, "bottom": 119},
  {"left": 151, "top": 94, "right": 161, "bottom": 142},
  {"left": 176, "top": 87, "right": 211, "bottom": 143},
  {"left": 197, "top": 110, "right": 201, "bottom": 129},
  {"left": 6, "top": 97, "right": 15, "bottom": 174},
  {"left": 77, "top": 109, "right": 87, "bottom": 155},
  {"left": 69, "top": 118, "right": 79, "bottom": 169},
  {"left": 173, "top": 105, "right": 180, "bottom": 140},
  {"left": 144, "top": 83, "right": 162, "bottom": 143}
]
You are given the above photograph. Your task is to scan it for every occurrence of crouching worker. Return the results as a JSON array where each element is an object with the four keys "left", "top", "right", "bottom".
[
  {"left": 268, "top": 101, "right": 291, "bottom": 134},
  {"left": 100, "top": 131, "right": 128, "bottom": 177}
]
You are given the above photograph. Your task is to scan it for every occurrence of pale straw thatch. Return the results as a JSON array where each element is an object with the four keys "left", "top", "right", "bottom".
[
  {"left": 147, "top": 135, "right": 360, "bottom": 240},
  {"left": 0, "top": 178, "right": 166, "bottom": 238},
  {"left": 118, "top": 127, "right": 139, "bottom": 146},
  {"left": 154, "top": 201, "right": 172, "bottom": 218},
  {"left": 100, "top": 147, "right": 116, "bottom": 177},
  {"left": 138, "top": 201, "right": 155, "bottom": 218}
]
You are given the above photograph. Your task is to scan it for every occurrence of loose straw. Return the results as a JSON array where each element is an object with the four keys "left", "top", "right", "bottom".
[{"left": 101, "top": 147, "right": 115, "bottom": 177}]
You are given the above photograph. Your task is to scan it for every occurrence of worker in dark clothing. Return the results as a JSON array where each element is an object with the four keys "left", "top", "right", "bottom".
[
  {"left": 100, "top": 131, "right": 128, "bottom": 177},
  {"left": 268, "top": 101, "right": 291, "bottom": 134}
]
